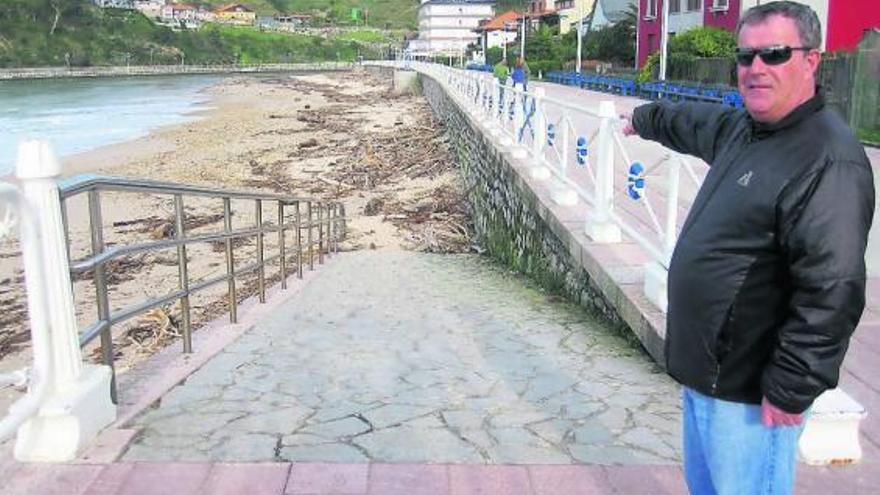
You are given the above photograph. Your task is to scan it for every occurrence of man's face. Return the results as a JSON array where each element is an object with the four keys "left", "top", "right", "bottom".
[{"left": 737, "top": 15, "right": 820, "bottom": 124}]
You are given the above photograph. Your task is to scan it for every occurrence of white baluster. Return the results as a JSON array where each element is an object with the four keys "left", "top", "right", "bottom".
[
  {"left": 13, "top": 140, "right": 115, "bottom": 462},
  {"left": 585, "top": 101, "right": 622, "bottom": 243}
]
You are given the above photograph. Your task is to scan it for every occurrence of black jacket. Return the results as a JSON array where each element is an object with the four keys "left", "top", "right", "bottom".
[{"left": 633, "top": 94, "right": 874, "bottom": 413}]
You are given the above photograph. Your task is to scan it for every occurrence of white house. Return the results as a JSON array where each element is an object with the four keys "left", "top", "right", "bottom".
[
  {"left": 410, "top": 0, "right": 496, "bottom": 57},
  {"left": 133, "top": 0, "right": 166, "bottom": 19},
  {"left": 587, "top": 0, "right": 636, "bottom": 31},
  {"left": 93, "top": 0, "right": 135, "bottom": 8},
  {"left": 476, "top": 11, "right": 521, "bottom": 50},
  {"left": 161, "top": 3, "right": 198, "bottom": 22}
]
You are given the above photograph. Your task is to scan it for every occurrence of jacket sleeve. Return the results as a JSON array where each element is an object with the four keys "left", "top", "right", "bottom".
[
  {"left": 761, "top": 158, "right": 875, "bottom": 413},
  {"left": 632, "top": 101, "right": 742, "bottom": 164}
]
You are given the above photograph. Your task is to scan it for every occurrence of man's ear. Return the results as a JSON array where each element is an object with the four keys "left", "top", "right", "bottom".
[{"left": 807, "top": 49, "right": 822, "bottom": 78}]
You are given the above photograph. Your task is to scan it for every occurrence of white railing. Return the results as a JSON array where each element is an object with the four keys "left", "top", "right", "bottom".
[
  {"left": 0, "top": 141, "right": 116, "bottom": 462},
  {"left": 382, "top": 60, "right": 707, "bottom": 312},
  {"left": 373, "top": 60, "right": 869, "bottom": 465}
]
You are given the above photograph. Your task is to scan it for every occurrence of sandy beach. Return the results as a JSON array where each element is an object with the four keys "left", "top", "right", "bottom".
[{"left": 0, "top": 68, "right": 469, "bottom": 413}]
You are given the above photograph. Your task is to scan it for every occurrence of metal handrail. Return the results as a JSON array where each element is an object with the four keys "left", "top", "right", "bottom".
[{"left": 58, "top": 174, "right": 346, "bottom": 401}]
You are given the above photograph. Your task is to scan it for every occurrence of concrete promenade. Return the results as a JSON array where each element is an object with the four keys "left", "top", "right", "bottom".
[{"left": 0, "top": 75, "right": 878, "bottom": 494}]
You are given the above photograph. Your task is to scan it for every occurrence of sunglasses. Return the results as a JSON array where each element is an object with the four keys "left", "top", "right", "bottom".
[{"left": 735, "top": 45, "right": 812, "bottom": 66}]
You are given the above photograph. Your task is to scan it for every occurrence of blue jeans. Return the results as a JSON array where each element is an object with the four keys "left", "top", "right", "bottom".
[{"left": 682, "top": 387, "right": 806, "bottom": 495}]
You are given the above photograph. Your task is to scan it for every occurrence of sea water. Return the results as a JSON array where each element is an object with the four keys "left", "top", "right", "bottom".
[{"left": 0, "top": 75, "right": 220, "bottom": 177}]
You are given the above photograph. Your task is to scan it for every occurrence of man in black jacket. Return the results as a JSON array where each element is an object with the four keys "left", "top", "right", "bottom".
[{"left": 623, "top": 2, "right": 874, "bottom": 493}]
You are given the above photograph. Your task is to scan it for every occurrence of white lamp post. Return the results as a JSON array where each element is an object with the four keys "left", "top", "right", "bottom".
[{"left": 659, "top": 0, "right": 670, "bottom": 80}]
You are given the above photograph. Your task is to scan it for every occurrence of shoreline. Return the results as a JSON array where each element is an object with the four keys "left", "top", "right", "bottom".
[{"left": 0, "top": 69, "right": 470, "bottom": 417}]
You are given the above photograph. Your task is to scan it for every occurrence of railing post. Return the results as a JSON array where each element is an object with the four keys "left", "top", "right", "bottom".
[
  {"left": 223, "top": 197, "right": 237, "bottom": 323},
  {"left": 318, "top": 202, "right": 325, "bottom": 265},
  {"left": 664, "top": 157, "right": 681, "bottom": 261},
  {"left": 295, "top": 201, "right": 303, "bottom": 279},
  {"left": 278, "top": 201, "right": 287, "bottom": 289},
  {"left": 87, "top": 190, "right": 116, "bottom": 403},
  {"left": 561, "top": 113, "right": 570, "bottom": 177},
  {"left": 306, "top": 201, "right": 314, "bottom": 271},
  {"left": 173, "top": 194, "right": 192, "bottom": 353},
  {"left": 510, "top": 86, "right": 526, "bottom": 154},
  {"left": 529, "top": 87, "right": 553, "bottom": 181},
  {"left": 533, "top": 87, "right": 547, "bottom": 158},
  {"left": 644, "top": 156, "right": 681, "bottom": 313},
  {"left": 585, "top": 101, "right": 622, "bottom": 243},
  {"left": 255, "top": 199, "right": 266, "bottom": 303},
  {"left": 12, "top": 140, "right": 115, "bottom": 462}
]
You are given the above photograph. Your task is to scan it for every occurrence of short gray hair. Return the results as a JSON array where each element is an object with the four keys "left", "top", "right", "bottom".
[{"left": 737, "top": 1, "right": 823, "bottom": 49}]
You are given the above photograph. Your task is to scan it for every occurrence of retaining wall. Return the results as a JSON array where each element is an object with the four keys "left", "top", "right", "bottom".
[{"left": 366, "top": 64, "right": 666, "bottom": 365}]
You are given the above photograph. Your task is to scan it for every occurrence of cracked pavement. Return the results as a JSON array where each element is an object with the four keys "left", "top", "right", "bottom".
[{"left": 123, "top": 251, "right": 682, "bottom": 464}]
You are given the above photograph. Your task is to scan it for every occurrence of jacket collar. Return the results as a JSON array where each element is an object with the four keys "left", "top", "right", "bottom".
[{"left": 749, "top": 89, "right": 825, "bottom": 140}]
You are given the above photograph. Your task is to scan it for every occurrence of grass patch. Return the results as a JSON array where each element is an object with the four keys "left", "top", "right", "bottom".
[{"left": 334, "top": 30, "right": 392, "bottom": 43}]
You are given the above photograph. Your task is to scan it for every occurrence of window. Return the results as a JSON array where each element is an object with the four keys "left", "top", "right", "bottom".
[
  {"left": 712, "top": 0, "right": 729, "bottom": 10},
  {"left": 687, "top": 0, "right": 702, "bottom": 11},
  {"left": 669, "top": 0, "right": 681, "bottom": 13},
  {"left": 645, "top": 0, "right": 658, "bottom": 18}
]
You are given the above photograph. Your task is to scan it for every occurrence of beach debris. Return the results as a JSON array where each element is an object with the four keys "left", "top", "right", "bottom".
[
  {"left": 364, "top": 197, "right": 384, "bottom": 216},
  {"left": 299, "top": 138, "right": 319, "bottom": 149}
]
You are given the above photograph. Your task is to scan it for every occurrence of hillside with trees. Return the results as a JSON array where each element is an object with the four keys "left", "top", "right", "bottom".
[{"left": 0, "top": 0, "right": 374, "bottom": 67}]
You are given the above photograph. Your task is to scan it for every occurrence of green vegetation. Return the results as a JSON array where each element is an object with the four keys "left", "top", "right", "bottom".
[
  {"left": 197, "top": 0, "right": 421, "bottom": 29},
  {"left": 637, "top": 26, "right": 736, "bottom": 82},
  {"left": 0, "top": 0, "right": 371, "bottom": 67},
  {"left": 333, "top": 29, "right": 393, "bottom": 44},
  {"left": 858, "top": 128, "right": 880, "bottom": 146}
]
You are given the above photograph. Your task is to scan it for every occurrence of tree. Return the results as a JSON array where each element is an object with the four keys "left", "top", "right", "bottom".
[
  {"left": 637, "top": 26, "right": 736, "bottom": 82},
  {"left": 582, "top": 4, "right": 638, "bottom": 66}
]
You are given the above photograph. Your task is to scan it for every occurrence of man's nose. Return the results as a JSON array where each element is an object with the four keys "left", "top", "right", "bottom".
[{"left": 748, "top": 55, "right": 770, "bottom": 72}]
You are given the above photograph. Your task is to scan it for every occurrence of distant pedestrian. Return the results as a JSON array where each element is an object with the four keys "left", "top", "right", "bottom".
[
  {"left": 493, "top": 60, "right": 509, "bottom": 85},
  {"left": 623, "top": 2, "right": 874, "bottom": 493},
  {"left": 511, "top": 57, "right": 528, "bottom": 92}
]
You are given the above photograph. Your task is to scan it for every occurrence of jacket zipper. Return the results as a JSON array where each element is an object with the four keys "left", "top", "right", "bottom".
[{"left": 711, "top": 363, "right": 720, "bottom": 394}]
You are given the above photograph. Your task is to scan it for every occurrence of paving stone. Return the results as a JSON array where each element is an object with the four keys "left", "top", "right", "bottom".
[
  {"left": 362, "top": 404, "right": 436, "bottom": 429},
  {"left": 572, "top": 423, "right": 613, "bottom": 444},
  {"left": 618, "top": 427, "right": 679, "bottom": 460},
  {"left": 441, "top": 410, "right": 487, "bottom": 431},
  {"left": 286, "top": 462, "right": 368, "bottom": 494},
  {"left": 200, "top": 463, "right": 290, "bottom": 495},
  {"left": 489, "top": 407, "right": 554, "bottom": 428},
  {"left": 124, "top": 252, "right": 682, "bottom": 463},
  {"left": 299, "top": 416, "right": 372, "bottom": 439},
  {"left": 279, "top": 443, "right": 370, "bottom": 463},
  {"left": 159, "top": 384, "right": 224, "bottom": 408},
  {"left": 369, "top": 464, "right": 449, "bottom": 495},
  {"left": 483, "top": 427, "right": 571, "bottom": 463},
  {"left": 224, "top": 407, "right": 312, "bottom": 435},
  {"left": 528, "top": 418, "right": 573, "bottom": 446},
  {"left": 136, "top": 412, "right": 241, "bottom": 437},
  {"left": 449, "top": 465, "right": 532, "bottom": 495},
  {"left": 354, "top": 426, "right": 483, "bottom": 463},
  {"left": 529, "top": 465, "right": 615, "bottom": 495},
  {"left": 116, "top": 462, "right": 212, "bottom": 495},
  {"left": 569, "top": 444, "right": 640, "bottom": 465}
]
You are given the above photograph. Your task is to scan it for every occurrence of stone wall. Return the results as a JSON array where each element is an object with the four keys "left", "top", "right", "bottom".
[
  {"left": 364, "top": 64, "right": 664, "bottom": 364},
  {"left": 419, "top": 75, "right": 632, "bottom": 339}
]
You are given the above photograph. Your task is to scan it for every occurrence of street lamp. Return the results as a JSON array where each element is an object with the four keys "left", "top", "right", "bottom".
[{"left": 659, "top": 0, "right": 670, "bottom": 80}]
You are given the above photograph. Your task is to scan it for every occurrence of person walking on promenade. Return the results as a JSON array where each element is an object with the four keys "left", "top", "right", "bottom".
[
  {"left": 623, "top": 2, "right": 874, "bottom": 493},
  {"left": 512, "top": 57, "right": 529, "bottom": 92},
  {"left": 493, "top": 59, "right": 510, "bottom": 115},
  {"left": 493, "top": 59, "right": 510, "bottom": 85}
]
